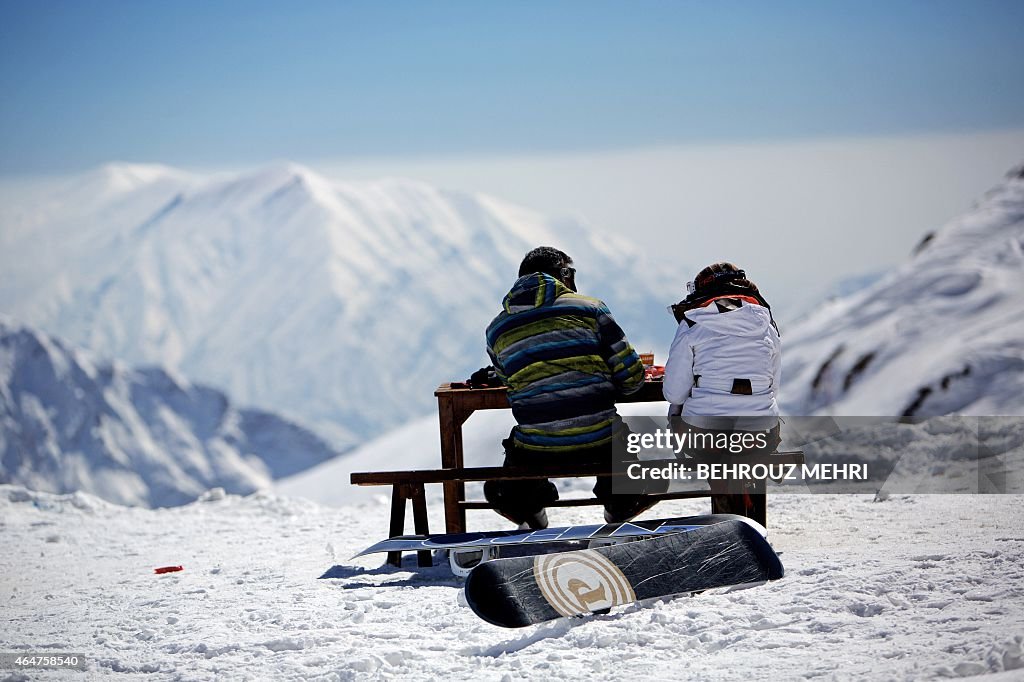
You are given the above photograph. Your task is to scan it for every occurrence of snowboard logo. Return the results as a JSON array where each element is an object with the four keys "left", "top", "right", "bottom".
[{"left": 533, "top": 549, "right": 636, "bottom": 617}]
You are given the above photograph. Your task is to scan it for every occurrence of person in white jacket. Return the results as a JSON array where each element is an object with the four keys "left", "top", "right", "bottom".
[
  {"left": 663, "top": 262, "right": 781, "bottom": 442},
  {"left": 662, "top": 262, "right": 782, "bottom": 522}
]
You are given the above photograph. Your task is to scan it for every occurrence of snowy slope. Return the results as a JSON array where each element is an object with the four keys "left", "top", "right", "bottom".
[
  {"left": 0, "top": 317, "right": 342, "bottom": 507},
  {"left": 0, "top": 163, "right": 682, "bottom": 445},
  {"left": 2, "top": 484, "right": 1022, "bottom": 680},
  {"left": 781, "top": 165, "right": 1024, "bottom": 416}
]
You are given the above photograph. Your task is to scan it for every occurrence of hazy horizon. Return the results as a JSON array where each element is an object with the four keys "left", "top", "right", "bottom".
[{"left": 5, "top": 128, "right": 1021, "bottom": 321}]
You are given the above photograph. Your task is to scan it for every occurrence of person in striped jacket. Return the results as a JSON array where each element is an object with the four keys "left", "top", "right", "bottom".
[{"left": 484, "top": 246, "right": 649, "bottom": 529}]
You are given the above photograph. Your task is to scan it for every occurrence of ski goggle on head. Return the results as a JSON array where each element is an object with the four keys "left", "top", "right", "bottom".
[{"left": 689, "top": 268, "right": 746, "bottom": 294}]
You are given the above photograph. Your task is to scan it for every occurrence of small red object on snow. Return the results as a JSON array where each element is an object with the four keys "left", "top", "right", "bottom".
[{"left": 154, "top": 565, "right": 184, "bottom": 574}]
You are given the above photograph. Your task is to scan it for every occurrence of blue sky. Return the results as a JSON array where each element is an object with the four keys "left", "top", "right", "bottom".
[
  {"left": 1, "top": 0, "right": 1023, "bottom": 174},
  {"left": 2, "top": 0, "right": 1023, "bottom": 315}
]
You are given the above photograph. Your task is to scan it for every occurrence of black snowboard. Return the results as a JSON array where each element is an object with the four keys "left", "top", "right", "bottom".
[{"left": 464, "top": 519, "right": 783, "bottom": 628}]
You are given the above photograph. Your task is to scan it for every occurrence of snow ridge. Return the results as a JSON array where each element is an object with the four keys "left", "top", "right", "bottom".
[
  {"left": 0, "top": 316, "right": 342, "bottom": 507},
  {"left": 781, "top": 165, "right": 1024, "bottom": 416}
]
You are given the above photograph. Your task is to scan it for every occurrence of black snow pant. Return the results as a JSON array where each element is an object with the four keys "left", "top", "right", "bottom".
[
  {"left": 483, "top": 428, "right": 655, "bottom": 525},
  {"left": 669, "top": 420, "right": 782, "bottom": 525}
]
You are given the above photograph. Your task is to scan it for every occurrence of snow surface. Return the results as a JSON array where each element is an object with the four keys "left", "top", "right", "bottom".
[
  {"left": 4, "top": 160, "right": 1024, "bottom": 679},
  {"left": 0, "top": 162, "right": 683, "bottom": 446},
  {"left": 0, "top": 317, "right": 341, "bottom": 507},
  {"left": 2, "top": 484, "right": 1022, "bottom": 680},
  {"left": 780, "top": 166, "right": 1024, "bottom": 417}
]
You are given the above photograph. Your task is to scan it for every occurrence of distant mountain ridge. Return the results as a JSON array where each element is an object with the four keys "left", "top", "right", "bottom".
[
  {"left": 0, "top": 317, "right": 342, "bottom": 507},
  {"left": 0, "top": 162, "right": 682, "bottom": 445},
  {"left": 780, "top": 165, "right": 1024, "bottom": 416}
]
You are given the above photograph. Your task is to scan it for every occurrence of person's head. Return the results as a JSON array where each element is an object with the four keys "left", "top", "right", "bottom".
[
  {"left": 518, "top": 246, "right": 576, "bottom": 291},
  {"left": 688, "top": 261, "right": 759, "bottom": 297},
  {"left": 671, "top": 261, "right": 776, "bottom": 328}
]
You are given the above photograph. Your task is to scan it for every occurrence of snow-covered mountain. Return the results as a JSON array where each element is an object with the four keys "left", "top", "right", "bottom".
[
  {"left": 781, "top": 165, "right": 1024, "bottom": 416},
  {"left": 0, "top": 162, "right": 682, "bottom": 445},
  {"left": 0, "top": 317, "right": 342, "bottom": 507}
]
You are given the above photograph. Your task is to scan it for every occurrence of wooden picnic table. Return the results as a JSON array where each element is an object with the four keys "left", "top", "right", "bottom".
[{"left": 434, "top": 380, "right": 668, "bottom": 533}]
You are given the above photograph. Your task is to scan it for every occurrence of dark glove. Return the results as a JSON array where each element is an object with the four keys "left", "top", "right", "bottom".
[{"left": 469, "top": 365, "right": 503, "bottom": 388}]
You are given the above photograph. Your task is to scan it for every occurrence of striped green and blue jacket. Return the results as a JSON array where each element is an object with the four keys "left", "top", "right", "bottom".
[{"left": 486, "top": 272, "right": 645, "bottom": 452}]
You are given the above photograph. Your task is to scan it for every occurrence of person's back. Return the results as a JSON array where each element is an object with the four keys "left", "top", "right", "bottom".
[
  {"left": 663, "top": 262, "right": 781, "bottom": 521},
  {"left": 483, "top": 246, "right": 648, "bottom": 529},
  {"left": 664, "top": 261, "right": 781, "bottom": 439},
  {"left": 486, "top": 271, "right": 644, "bottom": 452},
  {"left": 664, "top": 295, "right": 780, "bottom": 419}
]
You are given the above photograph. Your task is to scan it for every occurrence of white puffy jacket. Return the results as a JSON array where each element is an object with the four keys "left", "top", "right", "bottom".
[{"left": 663, "top": 298, "right": 781, "bottom": 419}]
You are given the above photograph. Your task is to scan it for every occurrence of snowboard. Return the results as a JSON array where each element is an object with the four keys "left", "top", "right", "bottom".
[
  {"left": 354, "top": 513, "right": 760, "bottom": 558},
  {"left": 463, "top": 519, "right": 783, "bottom": 628}
]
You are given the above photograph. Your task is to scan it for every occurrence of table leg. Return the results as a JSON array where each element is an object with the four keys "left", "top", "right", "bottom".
[{"left": 438, "top": 396, "right": 468, "bottom": 533}]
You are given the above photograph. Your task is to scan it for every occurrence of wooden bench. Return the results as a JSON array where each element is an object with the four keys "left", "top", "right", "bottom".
[{"left": 351, "top": 450, "right": 805, "bottom": 567}]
